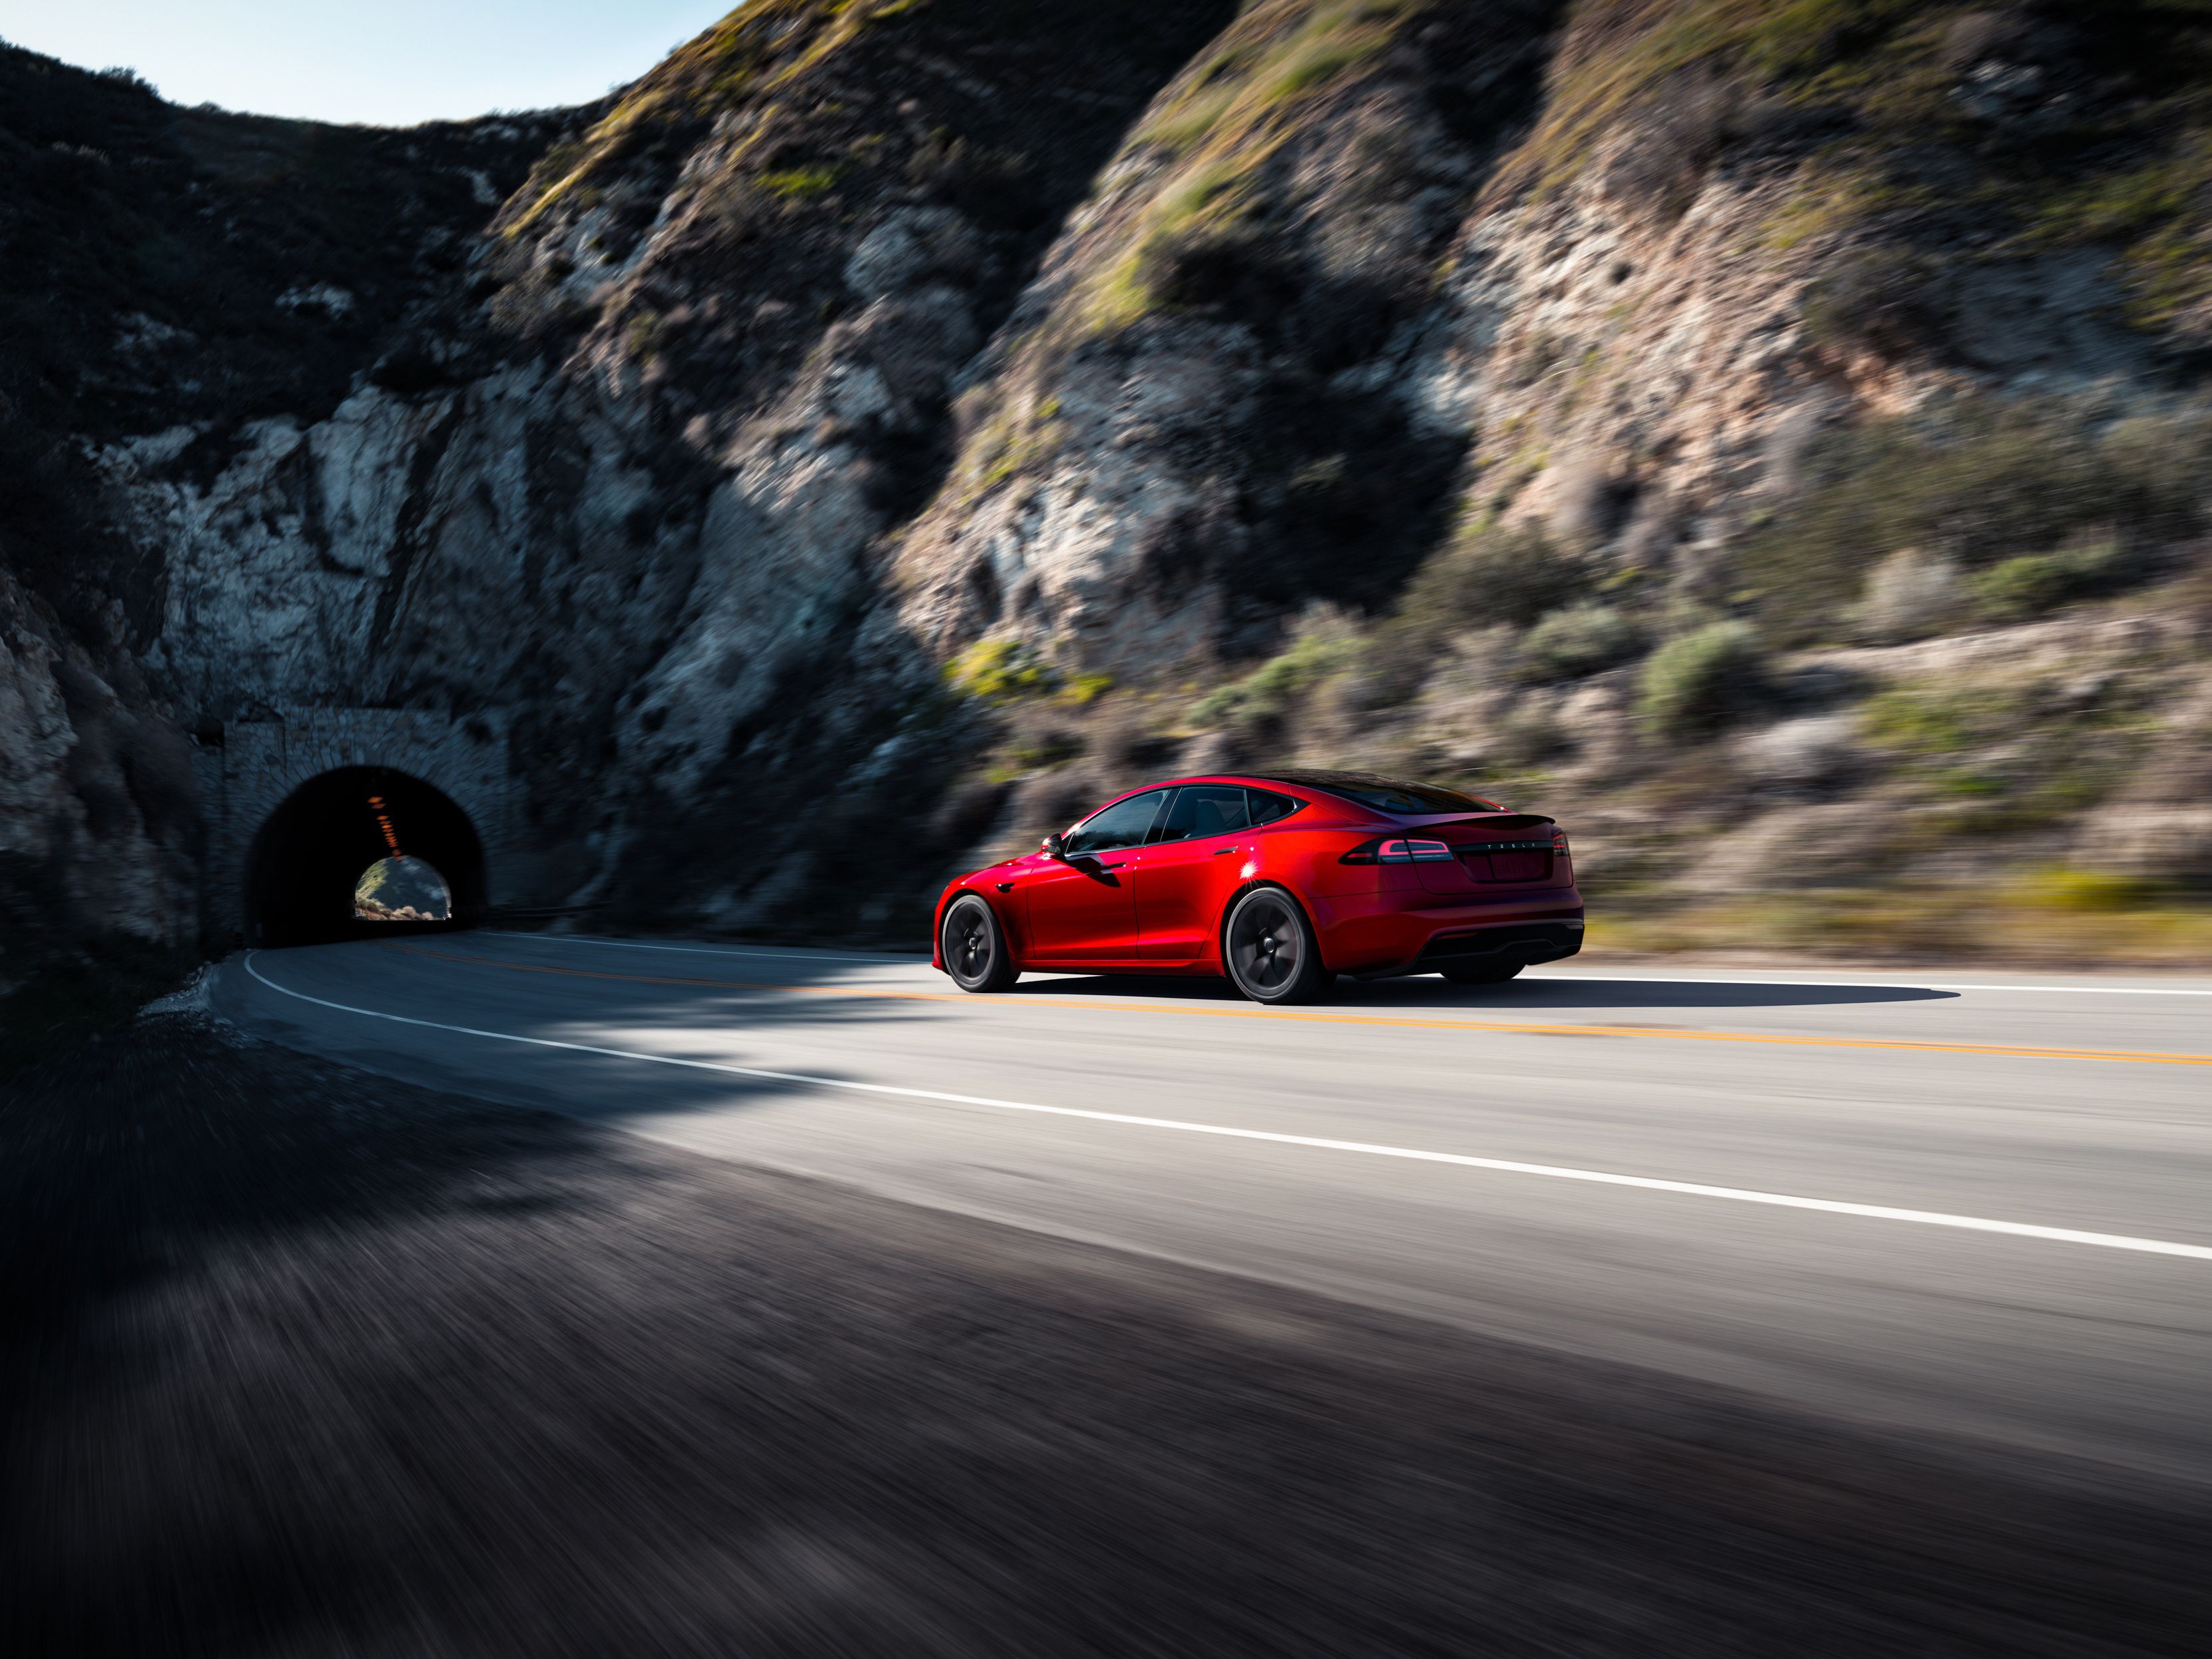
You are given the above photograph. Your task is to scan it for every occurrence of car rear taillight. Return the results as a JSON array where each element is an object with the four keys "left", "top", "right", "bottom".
[
  {"left": 1551, "top": 828, "right": 1569, "bottom": 856},
  {"left": 1340, "top": 837, "right": 1456, "bottom": 864}
]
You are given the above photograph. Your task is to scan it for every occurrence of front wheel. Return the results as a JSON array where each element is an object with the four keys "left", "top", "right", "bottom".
[
  {"left": 1223, "top": 887, "right": 1331, "bottom": 1004},
  {"left": 1441, "top": 960, "right": 1522, "bottom": 986},
  {"left": 942, "top": 894, "right": 1018, "bottom": 992}
]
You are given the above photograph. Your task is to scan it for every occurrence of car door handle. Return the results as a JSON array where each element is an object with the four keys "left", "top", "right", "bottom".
[{"left": 1213, "top": 846, "right": 1241, "bottom": 856}]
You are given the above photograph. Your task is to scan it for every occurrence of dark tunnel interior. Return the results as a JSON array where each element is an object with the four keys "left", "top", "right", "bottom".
[{"left": 245, "top": 767, "right": 486, "bottom": 947}]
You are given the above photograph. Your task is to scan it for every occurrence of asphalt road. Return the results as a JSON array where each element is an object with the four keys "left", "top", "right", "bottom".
[{"left": 216, "top": 931, "right": 2212, "bottom": 1488}]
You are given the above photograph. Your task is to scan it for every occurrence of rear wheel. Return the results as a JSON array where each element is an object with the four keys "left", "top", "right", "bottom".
[
  {"left": 1441, "top": 960, "right": 1523, "bottom": 986},
  {"left": 1223, "top": 887, "right": 1331, "bottom": 1004},
  {"left": 942, "top": 894, "right": 1017, "bottom": 992}
]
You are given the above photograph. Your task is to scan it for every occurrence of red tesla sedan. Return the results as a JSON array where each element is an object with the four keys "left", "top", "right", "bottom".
[{"left": 932, "top": 770, "right": 1584, "bottom": 1003}]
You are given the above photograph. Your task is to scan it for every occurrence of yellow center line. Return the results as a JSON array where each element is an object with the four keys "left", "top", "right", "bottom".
[{"left": 387, "top": 943, "right": 2212, "bottom": 1068}]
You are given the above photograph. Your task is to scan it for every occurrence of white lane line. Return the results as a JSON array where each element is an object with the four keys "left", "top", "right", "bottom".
[
  {"left": 499, "top": 930, "right": 2212, "bottom": 997},
  {"left": 240, "top": 953, "right": 2212, "bottom": 1265},
  {"left": 1531, "top": 971, "right": 2212, "bottom": 998},
  {"left": 486, "top": 931, "right": 922, "bottom": 966},
  {"left": 510, "top": 934, "right": 2212, "bottom": 996}
]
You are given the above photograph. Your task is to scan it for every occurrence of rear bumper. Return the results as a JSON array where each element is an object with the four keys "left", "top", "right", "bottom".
[
  {"left": 1312, "top": 887, "right": 1584, "bottom": 977},
  {"left": 1409, "top": 920, "right": 1583, "bottom": 973}
]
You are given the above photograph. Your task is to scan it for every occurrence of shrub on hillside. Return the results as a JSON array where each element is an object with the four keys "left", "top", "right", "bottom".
[
  {"left": 1516, "top": 603, "right": 1643, "bottom": 681},
  {"left": 1970, "top": 533, "right": 2135, "bottom": 624},
  {"left": 1355, "top": 523, "right": 1585, "bottom": 708},
  {"left": 1743, "top": 402, "right": 2211, "bottom": 642},
  {"left": 1192, "top": 607, "right": 1361, "bottom": 729},
  {"left": 1636, "top": 621, "right": 1764, "bottom": 739},
  {"left": 947, "top": 638, "right": 1060, "bottom": 703},
  {"left": 1852, "top": 547, "right": 1964, "bottom": 643},
  {"left": 1398, "top": 522, "right": 1590, "bottom": 633}
]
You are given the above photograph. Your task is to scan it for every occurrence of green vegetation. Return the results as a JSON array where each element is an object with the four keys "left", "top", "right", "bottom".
[
  {"left": 1764, "top": 166, "right": 1902, "bottom": 254},
  {"left": 966, "top": 405, "right": 1067, "bottom": 495},
  {"left": 2024, "top": 865, "right": 2163, "bottom": 914},
  {"left": 1087, "top": 0, "right": 1428, "bottom": 328},
  {"left": 1139, "top": 0, "right": 1414, "bottom": 154},
  {"left": 1593, "top": 879, "right": 2212, "bottom": 968},
  {"left": 623, "top": 309, "right": 665, "bottom": 358},
  {"left": 2030, "top": 99, "right": 2212, "bottom": 332},
  {"left": 1969, "top": 535, "right": 2132, "bottom": 625},
  {"left": 946, "top": 637, "right": 1062, "bottom": 703},
  {"left": 1498, "top": 0, "right": 1936, "bottom": 201},
  {"left": 1862, "top": 678, "right": 2046, "bottom": 782},
  {"left": 1396, "top": 522, "right": 1589, "bottom": 633},
  {"left": 1854, "top": 670, "right": 2157, "bottom": 845},
  {"left": 758, "top": 163, "right": 847, "bottom": 202},
  {"left": 1862, "top": 684, "right": 1988, "bottom": 756},
  {"left": 1742, "top": 402, "right": 2211, "bottom": 643},
  {"left": 1517, "top": 603, "right": 1642, "bottom": 682},
  {"left": 1500, "top": 1, "right": 2212, "bottom": 335},
  {"left": 1192, "top": 609, "right": 1362, "bottom": 727},
  {"left": 1004, "top": 728, "right": 1084, "bottom": 771},
  {"left": 501, "top": 0, "right": 901, "bottom": 238},
  {"left": 1635, "top": 620, "right": 1763, "bottom": 737}
]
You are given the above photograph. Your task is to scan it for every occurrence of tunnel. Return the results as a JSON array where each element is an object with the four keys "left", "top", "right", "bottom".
[{"left": 244, "top": 766, "right": 487, "bottom": 947}]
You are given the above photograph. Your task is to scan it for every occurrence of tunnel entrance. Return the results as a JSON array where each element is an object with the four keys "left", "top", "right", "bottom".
[{"left": 245, "top": 767, "right": 486, "bottom": 946}]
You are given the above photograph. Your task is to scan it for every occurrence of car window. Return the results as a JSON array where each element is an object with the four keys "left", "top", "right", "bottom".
[
  {"left": 1064, "top": 789, "right": 1168, "bottom": 854},
  {"left": 1246, "top": 789, "right": 1302, "bottom": 826},
  {"left": 1304, "top": 777, "right": 1496, "bottom": 815},
  {"left": 1152, "top": 785, "right": 1251, "bottom": 844}
]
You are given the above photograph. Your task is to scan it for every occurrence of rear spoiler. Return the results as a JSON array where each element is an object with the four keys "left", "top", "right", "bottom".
[{"left": 1426, "top": 813, "right": 1555, "bottom": 833}]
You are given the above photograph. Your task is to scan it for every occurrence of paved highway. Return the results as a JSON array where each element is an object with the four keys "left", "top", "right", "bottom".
[{"left": 216, "top": 932, "right": 2212, "bottom": 1485}]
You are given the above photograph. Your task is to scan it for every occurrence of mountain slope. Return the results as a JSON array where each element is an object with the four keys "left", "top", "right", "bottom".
[{"left": 3, "top": 0, "right": 2210, "bottom": 976}]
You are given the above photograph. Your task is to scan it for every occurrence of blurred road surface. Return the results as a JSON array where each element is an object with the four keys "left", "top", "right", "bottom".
[{"left": 218, "top": 932, "right": 2212, "bottom": 1484}]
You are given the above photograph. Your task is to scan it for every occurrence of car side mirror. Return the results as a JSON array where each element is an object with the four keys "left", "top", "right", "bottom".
[{"left": 1042, "top": 832, "right": 1066, "bottom": 860}]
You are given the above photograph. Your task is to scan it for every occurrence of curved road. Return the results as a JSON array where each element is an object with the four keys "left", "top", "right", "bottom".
[{"left": 216, "top": 933, "right": 2212, "bottom": 1483}]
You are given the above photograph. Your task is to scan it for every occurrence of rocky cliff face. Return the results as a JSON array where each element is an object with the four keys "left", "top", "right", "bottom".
[{"left": 6, "top": 0, "right": 2212, "bottom": 974}]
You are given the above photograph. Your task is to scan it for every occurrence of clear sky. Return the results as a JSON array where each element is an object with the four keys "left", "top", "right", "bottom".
[{"left": 0, "top": 1, "right": 740, "bottom": 126}]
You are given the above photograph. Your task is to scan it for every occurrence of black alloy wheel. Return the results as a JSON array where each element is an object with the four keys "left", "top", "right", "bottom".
[
  {"left": 1442, "top": 960, "right": 1523, "bottom": 986},
  {"left": 1223, "top": 886, "right": 1331, "bottom": 1004},
  {"left": 943, "top": 894, "right": 1017, "bottom": 992}
]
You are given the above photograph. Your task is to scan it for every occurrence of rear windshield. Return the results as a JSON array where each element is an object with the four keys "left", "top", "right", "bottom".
[{"left": 1276, "top": 774, "right": 1500, "bottom": 816}]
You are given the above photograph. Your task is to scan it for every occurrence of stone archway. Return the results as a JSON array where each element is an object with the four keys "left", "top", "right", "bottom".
[
  {"left": 244, "top": 766, "right": 486, "bottom": 946},
  {"left": 202, "top": 707, "right": 519, "bottom": 948}
]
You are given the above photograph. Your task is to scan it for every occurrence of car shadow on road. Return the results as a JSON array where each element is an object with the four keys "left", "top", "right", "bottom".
[{"left": 1011, "top": 973, "right": 1957, "bottom": 1010}]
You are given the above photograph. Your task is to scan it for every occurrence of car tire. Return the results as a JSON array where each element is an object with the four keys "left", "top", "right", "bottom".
[
  {"left": 1441, "top": 960, "right": 1522, "bottom": 986},
  {"left": 942, "top": 893, "right": 1018, "bottom": 992},
  {"left": 1222, "top": 886, "right": 1331, "bottom": 1004}
]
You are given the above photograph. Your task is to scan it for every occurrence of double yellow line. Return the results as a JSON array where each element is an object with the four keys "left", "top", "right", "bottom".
[{"left": 390, "top": 944, "right": 2212, "bottom": 1068}]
